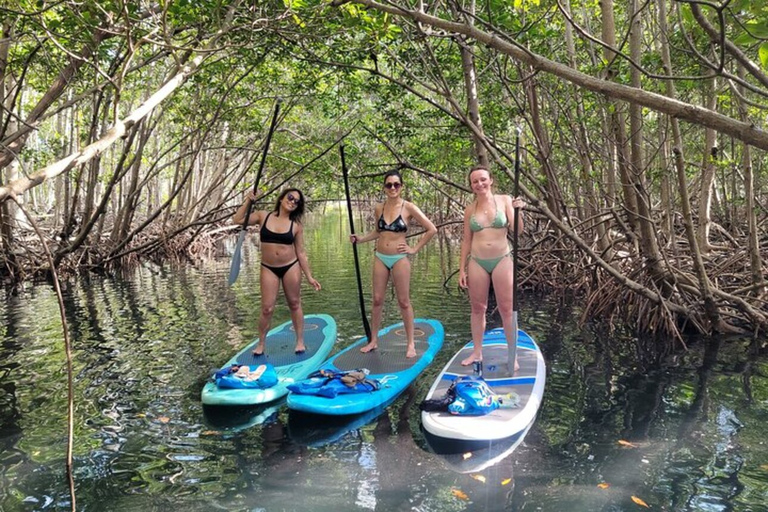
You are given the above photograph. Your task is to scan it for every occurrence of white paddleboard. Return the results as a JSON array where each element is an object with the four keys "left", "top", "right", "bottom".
[{"left": 421, "top": 328, "right": 545, "bottom": 446}]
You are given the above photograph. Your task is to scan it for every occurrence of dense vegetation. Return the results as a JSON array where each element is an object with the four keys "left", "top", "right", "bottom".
[{"left": 2, "top": 0, "right": 768, "bottom": 338}]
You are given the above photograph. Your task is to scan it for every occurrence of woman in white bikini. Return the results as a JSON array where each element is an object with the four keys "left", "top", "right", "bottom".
[
  {"left": 458, "top": 167, "right": 525, "bottom": 369},
  {"left": 233, "top": 188, "right": 321, "bottom": 356},
  {"left": 349, "top": 170, "right": 437, "bottom": 358}
]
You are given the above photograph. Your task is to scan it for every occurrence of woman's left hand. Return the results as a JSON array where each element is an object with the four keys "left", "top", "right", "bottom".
[
  {"left": 307, "top": 277, "right": 321, "bottom": 291},
  {"left": 511, "top": 196, "right": 526, "bottom": 209},
  {"left": 397, "top": 243, "right": 414, "bottom": 255}
]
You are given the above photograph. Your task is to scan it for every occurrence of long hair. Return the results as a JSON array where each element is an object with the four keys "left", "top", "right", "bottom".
[{"left": 273, "top": 188, "right": 305, "bottom": 222}]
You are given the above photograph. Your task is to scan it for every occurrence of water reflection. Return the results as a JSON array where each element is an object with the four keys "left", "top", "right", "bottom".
[{"left": 0, "top": 208, "right": 766, "bottom": 511}]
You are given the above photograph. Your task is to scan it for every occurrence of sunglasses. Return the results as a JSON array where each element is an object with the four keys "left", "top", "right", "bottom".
[
  {"left": 286, "top": 193, "right": 301, "bottom": 204},
  {"left": 384, "top": 182, "right": 402, "bottom": 190}
]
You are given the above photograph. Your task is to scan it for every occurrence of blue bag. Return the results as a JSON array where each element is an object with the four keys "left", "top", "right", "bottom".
[
  {"left": 448, "top": 376, "right": 500, "bottom": 416},
  {"left": 287, "top": 369, "right": 380, "bottom": 398},
  {"left": 215, "top": 363, "right": 278, "bottom": 389}
]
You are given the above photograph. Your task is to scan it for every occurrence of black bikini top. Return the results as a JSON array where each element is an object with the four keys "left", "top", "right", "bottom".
[
  {"left": 377, "top": 202, "right": 408, "bottom": 233},
  {"left": 260, "top": 212, "right": 295, "bottom": 245}
]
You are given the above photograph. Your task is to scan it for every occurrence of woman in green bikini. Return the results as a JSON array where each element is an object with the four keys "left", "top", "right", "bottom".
[
  {"left": 458, "top": 166, "right": 525, "bottom": 368},
  {"left": 349, "top": 170, "right": 437, "bottom": 358}
]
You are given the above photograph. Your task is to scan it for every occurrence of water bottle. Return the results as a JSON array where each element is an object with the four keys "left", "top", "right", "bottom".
[{"left": 473, "top": 360, "right": 483, "bottom": 377}]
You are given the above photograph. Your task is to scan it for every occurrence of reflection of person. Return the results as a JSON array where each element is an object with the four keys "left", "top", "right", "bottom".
[
  {"left": 232, "top": 188, "right": 321, "bottom": 356},
  {"left": 458, "top": 167, "right": 525, "bottom": 369},
  {"left": 349, "top": 171, "right": 437, "bottom": 358}
]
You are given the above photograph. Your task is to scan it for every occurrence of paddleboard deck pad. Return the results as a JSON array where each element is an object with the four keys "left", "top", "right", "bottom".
[
  {"left": 287, "top": 319, "right": 444, "bottom": 415},
  {"left": 421, "top": 328, "right": 545, "bottom": 447},
  {"left": 201, "top": 314, "right": 336, "bottom": 406}
]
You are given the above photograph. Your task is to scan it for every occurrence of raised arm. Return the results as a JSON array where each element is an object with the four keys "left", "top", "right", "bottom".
[{"left": 232, "top": 190, "right": 264, "bottom": 226}]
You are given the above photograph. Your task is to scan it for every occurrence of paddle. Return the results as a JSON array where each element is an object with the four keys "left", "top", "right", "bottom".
[
  {"left": 228, "top": 98, "right": 282, "bottom": 286},
  {"left": 509, "top": 129, "right": 521, "bottom": 373},
  {"left": 340, "top": 144, "right": 372, "bottom": 341}
]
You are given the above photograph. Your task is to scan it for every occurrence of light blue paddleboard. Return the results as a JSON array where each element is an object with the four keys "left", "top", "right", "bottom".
[
  {"left": 421, "top": 328, "right": 545, "bottom": 447},
  {"left": 201, "top": 314, "right": 336, "bottom": 406},
  {"left": 287, "top": 319, "right": 444, "bottom": 415}
]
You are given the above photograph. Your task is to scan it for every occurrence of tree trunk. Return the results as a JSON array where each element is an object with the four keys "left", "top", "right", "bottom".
[
  {"left": 697, "top": 75, "right": 718, "bottom": 255},
  {"left": 657, "top": 0, "right": 721, "bottom": 331}
]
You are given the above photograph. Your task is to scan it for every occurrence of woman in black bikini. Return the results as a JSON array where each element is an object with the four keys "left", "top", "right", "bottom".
[
  {"left": 233, "top": 188, "right": 321, "bottom": 356},
  {"left": 349, "top": 170, "right": 437, "bottom": 358}
]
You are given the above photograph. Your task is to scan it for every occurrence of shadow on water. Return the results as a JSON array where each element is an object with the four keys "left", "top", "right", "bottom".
[
  {"left": 1, "top": 209, "right": 767, "bottom": 511},
  {"left": 203, "top": 399, "right": 285, "bottom": 433},
  {"left": 287, "top": 394, "right": 400, "bottom": 448}
]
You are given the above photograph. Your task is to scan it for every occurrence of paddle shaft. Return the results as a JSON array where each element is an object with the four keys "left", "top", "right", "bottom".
[
  {"left": 509, "top": 131, "right": 521, "bottom": 370},
  {"left": 241, "top": 99, "right": 282, "bottom": 229},
  {"left": 340, "top": 144, "right": 373, "bottom": 341},
  {"left": 228, "top": 99, "right": 282, "bottom": 286}
]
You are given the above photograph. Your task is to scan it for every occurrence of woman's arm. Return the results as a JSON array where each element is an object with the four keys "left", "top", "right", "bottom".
[
  {"left": 458, "top": 206, "right": 473, "bottom": 289},
  {"left": 294, "top": 223, "right": 321, "bottom": 290},
  {"left": 400, "top": 201, "right": 437, "bottom": 254},
  {"left": 232, "top": 191, "right": 264, "bottom": 226},
  {"left": 505, "top": 195, "right": 525, "bottom": 234},
  {"left": 349, "top": 203, "right": 382, "bottom": 244}
]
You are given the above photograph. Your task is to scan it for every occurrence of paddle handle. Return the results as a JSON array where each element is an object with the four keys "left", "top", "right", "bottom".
[{"left": 340, "top": 144, "right": 372, "bottom": 341}]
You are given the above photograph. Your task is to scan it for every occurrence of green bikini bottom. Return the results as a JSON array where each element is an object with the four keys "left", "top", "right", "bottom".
[{"left": 470, "top": 251, "right": 511, "bottom": 274}]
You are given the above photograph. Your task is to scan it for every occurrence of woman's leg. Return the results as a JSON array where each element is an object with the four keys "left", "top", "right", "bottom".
[
  {"left": 391, "top": 257, "right": 416, "bottom": 358},
  {"left": 461, "top": 259, "right": 491, "bottom": 366},
  {"left": 281, "top": 263, "right": 305, "bottom": 353},
  {"left": 361, "top": 256, "right": 390, "bottom": 353},
  {"left": 255, "top": 266, "right": 281, "bottom": 355},
  {"left": 491, "top": 255, "right": 519, "bottom": 371}
]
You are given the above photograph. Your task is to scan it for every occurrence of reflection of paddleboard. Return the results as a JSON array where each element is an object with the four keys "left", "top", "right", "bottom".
[
  {"left": 201, "top": 314, "right": 336, "bottom": 406},
  {"left": 423, "top": 418, "right": 534, "bottom": 472},
  {"left": 421, "top": 328, "right": 545, "bottom": 450},
  {"left": 287, "top": 394, "right": 399, "bottom": 447},
  {"left": 287, "top": 319, "right": 444, "bottom": 415},
  {"left": 203, "top": 399, "right": 284, "bottom": 433}
]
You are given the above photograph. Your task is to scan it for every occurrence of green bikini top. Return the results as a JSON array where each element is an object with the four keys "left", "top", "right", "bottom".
[{"left": 470, "top": 199, "right": 508, "bottom": 232}]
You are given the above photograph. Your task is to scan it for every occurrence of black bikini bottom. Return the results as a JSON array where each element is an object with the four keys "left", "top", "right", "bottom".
[{"left": 261, "top": 260, "right": 299, "bottom": 279}]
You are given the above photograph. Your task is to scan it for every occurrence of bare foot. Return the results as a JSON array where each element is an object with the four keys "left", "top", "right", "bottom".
[
  {"left": 360, "top": 341, "right": 378, "bottom": 353},
  {"left": 294, "top": 343, "right": 306, "bottom": 354},
  {"left": 252, "top": 344, "right": 265, "bottom": 357},
  {"left": 513, "top": 358, "right": 519, "bottom": 372},
  {"left": 461, "top": 354, "right": 482, "bottom": 366},
  {"left": 406, "top": 344, "right": 416, "bottom": 358}
]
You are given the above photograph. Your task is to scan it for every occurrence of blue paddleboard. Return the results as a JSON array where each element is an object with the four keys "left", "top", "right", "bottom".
[
  {"left": 421, "top": 328, "right": 545, "bottom": 448},
  {"left": 287, "top": 319, "right": 444, "bottom": 415},
  {"left": 201, "top": 314, "right": 337, "bottom": 406}
]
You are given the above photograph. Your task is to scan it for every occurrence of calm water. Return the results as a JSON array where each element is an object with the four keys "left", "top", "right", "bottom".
[{"left": 1, "top": 207, "right": 767, "bottom": 511}]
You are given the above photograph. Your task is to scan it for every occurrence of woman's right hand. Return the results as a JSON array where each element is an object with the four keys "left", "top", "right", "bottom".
[
  {"left": 459, "top": 270, "right": 468, "bottom": 289},
  {"left": 245, "top": 190, "right": 257, "bottom": 202},
  {"left": 349, "top": 234, "right": 359, "bottom": 244}
]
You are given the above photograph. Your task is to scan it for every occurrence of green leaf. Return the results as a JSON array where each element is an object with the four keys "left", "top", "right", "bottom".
[
  {"left": 759, "top": 43, "right": 768, "bottom": 71},
  {"left": 732, "top": 32, "right": 757, "bottom": 46},
  {"left": 747, "top": 21, "right": 768, "bottom": 39}
]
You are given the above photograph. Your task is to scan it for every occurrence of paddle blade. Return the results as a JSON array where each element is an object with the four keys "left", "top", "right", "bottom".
[{"left": 228, "top": 230, "right": 247, "bottom": 286}]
